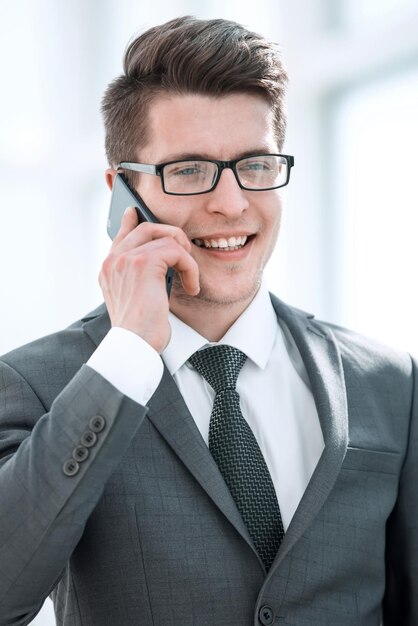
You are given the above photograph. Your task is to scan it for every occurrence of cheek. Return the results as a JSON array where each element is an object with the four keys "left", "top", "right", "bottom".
[
  {"left": 260, "top": 203, "right": 282, "bottom": 260},
  {"left": 137, "top": 180, "right": 191, "bottom": 228},
  {"left": 262, "top": 200, "right": 282, "bottom": 240}
]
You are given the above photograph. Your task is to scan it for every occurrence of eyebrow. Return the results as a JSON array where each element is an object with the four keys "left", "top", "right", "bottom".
[{"left": 156, "top": 148, "right": 276, "bottom": 163}]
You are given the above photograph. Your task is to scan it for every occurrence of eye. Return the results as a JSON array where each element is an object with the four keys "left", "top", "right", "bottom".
[
  {"left": 239, "top": 158, "right": 271, "bottom": 172},
  {"left": 173, "top": 166, "right": 201, "bottom": 177},
  {"left": 165, "top": 162, "right": 208, "bottom": 178}
]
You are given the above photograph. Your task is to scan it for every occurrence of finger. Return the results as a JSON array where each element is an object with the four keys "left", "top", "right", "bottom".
[
  {"left": 112, "top": 206, "right": 139, "bottom": 245},
  {"left": 126, "top": 237, "right": 200, "bottom": 296},
  {"left": 114, "top": 220, "right": 192, "bottom": 255},
  {"left": 177, "top": 256, "right": 200, "bottom": 296}
]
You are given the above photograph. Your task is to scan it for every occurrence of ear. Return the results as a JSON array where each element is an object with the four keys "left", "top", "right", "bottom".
[{"left": 105, "top": 168, "right": 118, "bottom": 191}]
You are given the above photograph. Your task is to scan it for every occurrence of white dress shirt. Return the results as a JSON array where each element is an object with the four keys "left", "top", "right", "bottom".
[{"left": 87, "top": 282, "right": 324, "bottom": 530}]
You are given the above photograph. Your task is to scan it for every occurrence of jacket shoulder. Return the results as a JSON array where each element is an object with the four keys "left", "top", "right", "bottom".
[
  {"left": 0, "top": 304, "right": 108, "bottom": 407},
  {"left": 315, "top": 317, "right": 414, "bottom": 380},
  {"left": 269, "top": 292, "right": 413, "bottom": 376}
]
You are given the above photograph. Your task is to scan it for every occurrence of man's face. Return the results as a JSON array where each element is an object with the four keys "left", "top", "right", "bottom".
[{"left": 135, "top": 93, "right": 285, "bottom": 313}]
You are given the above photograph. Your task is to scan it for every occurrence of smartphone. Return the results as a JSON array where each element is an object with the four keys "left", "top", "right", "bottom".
[{"left": 107, "top": 173, "right": 173, "bottom": 296}]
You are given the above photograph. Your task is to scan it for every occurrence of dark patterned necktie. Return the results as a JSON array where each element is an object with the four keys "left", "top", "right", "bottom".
[{"left": 188, "top": 345, "right": 284, "bottom": 570}]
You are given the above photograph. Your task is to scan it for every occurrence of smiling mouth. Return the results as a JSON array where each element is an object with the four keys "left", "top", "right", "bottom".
[{"left": 192, "top": 235, "right": 253, "bottom": 251}]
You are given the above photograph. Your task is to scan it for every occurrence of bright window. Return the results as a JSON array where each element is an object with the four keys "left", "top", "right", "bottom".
[
  {"left": 333, "top": 68, "right": 418, "bottom": 353},
  {"left": 338, "top": 0, "right": 415, "bottom": 29}
]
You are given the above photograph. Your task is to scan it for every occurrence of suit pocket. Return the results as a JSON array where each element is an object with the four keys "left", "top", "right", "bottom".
[{"left": 342, "top": 446, "right": 401, "bottom": 475}]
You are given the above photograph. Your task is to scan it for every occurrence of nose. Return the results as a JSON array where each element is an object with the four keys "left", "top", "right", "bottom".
[{"left": 205, "top": 167, "right": 250, "bottom": 218}]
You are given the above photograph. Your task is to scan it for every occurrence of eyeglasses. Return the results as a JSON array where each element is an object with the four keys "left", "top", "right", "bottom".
[{"left": 118, "top": 154, "right": 294, "bottom": 196}]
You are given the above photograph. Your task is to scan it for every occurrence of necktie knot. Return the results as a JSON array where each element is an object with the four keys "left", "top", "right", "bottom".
[{"left": 188, "top": 345, "right": 247, "bottom": 393}]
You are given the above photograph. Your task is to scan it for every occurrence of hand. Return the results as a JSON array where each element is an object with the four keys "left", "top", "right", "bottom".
[{"left": 99, "top": 207, "right": 200, "bottom": 353}]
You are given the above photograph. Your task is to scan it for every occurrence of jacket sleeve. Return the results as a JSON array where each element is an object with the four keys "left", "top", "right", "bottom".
[
  {"left": 383, "top": 356, "right": 418, "bottom": 624},
  {"left": 0, "top": 361, "right": 147, "bottom": 626}
]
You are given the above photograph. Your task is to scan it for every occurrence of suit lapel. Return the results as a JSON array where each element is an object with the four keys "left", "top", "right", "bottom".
[
  {"left": 146, "top": 366, "right": 253, "bottom": 545},
  {"left": 268, "top": 295, "right": 348, "bottom": 571},
  {"left": 81, "top": 297, "right": 349, "bottom": 568},
  {"left": 81, "top": 304, "right": 253, "bottom": 548}
]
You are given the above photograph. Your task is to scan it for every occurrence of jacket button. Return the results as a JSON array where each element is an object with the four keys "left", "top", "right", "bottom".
[
  {"left": 63, "top": 459, "right": 80, "bottom": 476},
  {"left": 89, "top": 415, "right": 106, "bottom": 433},
  {"left": 72, "top": 445, "right": 89, "bottom": 462},
  {"left": 259, "top": 605, "right": 275, "bottom": 625},
  {"left": 80, "top": 430, "right": 97, "bottom": 448}
]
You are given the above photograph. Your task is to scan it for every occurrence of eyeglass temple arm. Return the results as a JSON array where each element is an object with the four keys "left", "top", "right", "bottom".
[{"left": 118, "top": 162, "right": 157, "bottom": 175}]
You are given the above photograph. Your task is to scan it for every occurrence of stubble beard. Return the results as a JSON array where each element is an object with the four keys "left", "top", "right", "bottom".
[{"left": 171, "top": 264, "right": 262, "bottom": 310}]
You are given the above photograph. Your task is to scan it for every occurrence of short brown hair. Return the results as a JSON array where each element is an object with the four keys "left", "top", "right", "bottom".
[{"left": 102, "top": 16, "right": 288, "bottom": 169}]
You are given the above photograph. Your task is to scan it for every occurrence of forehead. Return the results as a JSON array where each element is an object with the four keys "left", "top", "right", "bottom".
[{"left": 141, "top": 93, "right": 277, "bottom": 161}]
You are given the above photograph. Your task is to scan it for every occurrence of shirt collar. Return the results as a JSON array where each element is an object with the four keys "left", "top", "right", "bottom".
[{"left": 162, "top": 280, "right": 278, "bottom": 375}]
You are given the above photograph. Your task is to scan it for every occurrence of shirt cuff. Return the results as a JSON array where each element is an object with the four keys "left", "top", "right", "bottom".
[{"left": 87, "top": 326, "right": 164, "bottom": 406}]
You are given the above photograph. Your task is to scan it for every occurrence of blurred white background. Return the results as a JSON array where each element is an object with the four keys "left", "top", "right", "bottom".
[{"left": 1, "top": 0, "right": 417, "bottom": 624}]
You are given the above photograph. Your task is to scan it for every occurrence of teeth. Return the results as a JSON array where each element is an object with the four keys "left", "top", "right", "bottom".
[{"left": 194, "top": 235, "right": 248, "bottom": 249}]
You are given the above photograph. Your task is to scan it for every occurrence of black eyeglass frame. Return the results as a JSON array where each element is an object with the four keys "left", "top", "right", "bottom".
[{"left": 118, "top": 154, "right": 295, "bottom": 196}]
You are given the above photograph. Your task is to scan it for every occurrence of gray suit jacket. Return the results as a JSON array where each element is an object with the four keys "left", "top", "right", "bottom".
[{"left": 0, "top": 295, "right": 417, "bottom": 626}]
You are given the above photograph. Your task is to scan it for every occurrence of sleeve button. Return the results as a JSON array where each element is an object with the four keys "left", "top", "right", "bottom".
[
  {"left": 80, "top": 430, "right": 97, "bottom": 448},
  {"left": 89, "top": 415, "right": 106, "bottom": 433},
  {"left": 72, "top": 445, "right": 89, "bottom": 462},
  {"left": 63, "top": 459, "right": 80, "bottom": 476}
]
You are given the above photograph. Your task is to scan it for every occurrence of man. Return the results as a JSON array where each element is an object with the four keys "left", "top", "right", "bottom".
[{"left": 0, "top": 16, "right": 417, "bottom": 626}]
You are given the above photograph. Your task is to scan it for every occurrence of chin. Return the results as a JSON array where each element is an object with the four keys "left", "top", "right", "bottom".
[{"left": 174, "top": 272, "right": 261, "bottom": 308}]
